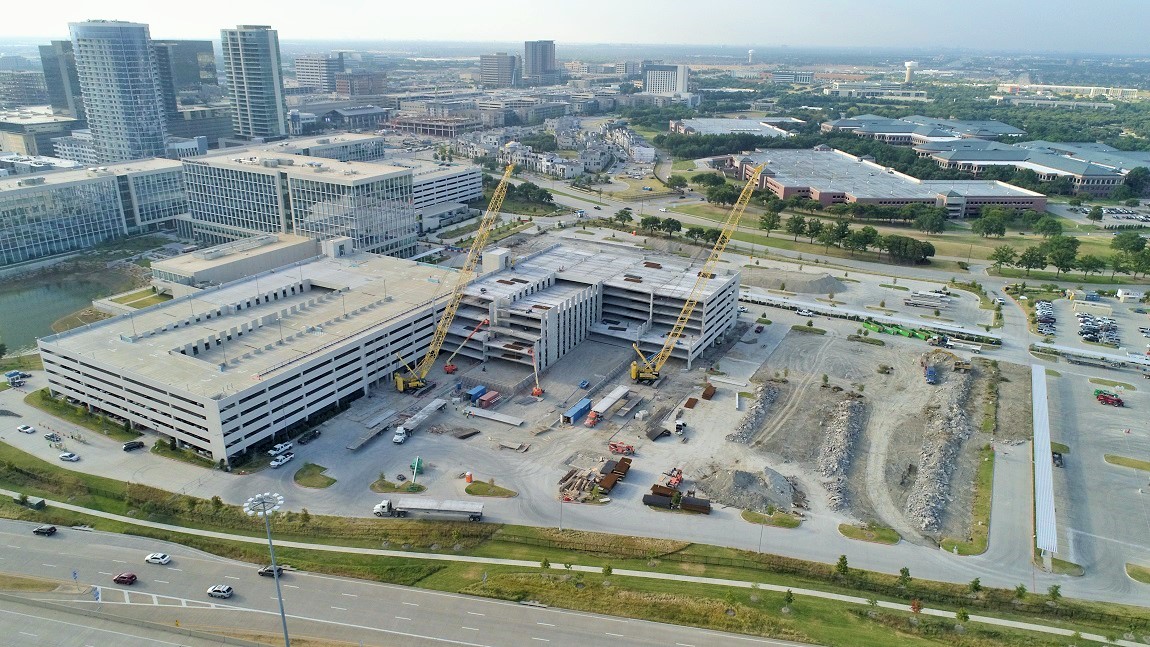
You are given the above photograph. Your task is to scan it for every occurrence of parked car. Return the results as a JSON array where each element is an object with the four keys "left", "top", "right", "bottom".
[
  {"left": 58, "top": 452, "right": 80, "bottom": 462},
  {"left": 297, "top": 430, "right": 320, "bottom": 445},
  {"left": 113, "top": 573, "right": 138, "bottom": 585},
  {"left": 145, "top": 552, "right": 171, "bottom": 565},
  {"left": 44, "top": 433, "right": 61, "bottom": 442},
  {"left": 258, "top": 565, "right": 284, "bottom": 577},
  {"left": 755, "top": 325, "right": 765, "bottom": 333},
  {"left": 270, "top": 452, "right": 294, "bottom": 468},
  {"left": 16, "top": 425, "right": 35, "bottom": 434},
  {"left": 32, "top": 525, "right": 56, "bottom": 536},
  {"left": 123, "top": 440, "right": 146, "bottom": 451},
  {"left": 266, "top": 442, "right": 292, "bottom": 457},
  {"left": 207, "top": 585, "right": 234, "bottom": 599},
  {"left": 796, "top": 309, "right": 815, "bottom": 317}
]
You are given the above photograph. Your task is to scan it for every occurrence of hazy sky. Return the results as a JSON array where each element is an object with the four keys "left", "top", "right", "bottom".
[{"left": 4, "top": 0, "right": 1148, "bottom": 55}]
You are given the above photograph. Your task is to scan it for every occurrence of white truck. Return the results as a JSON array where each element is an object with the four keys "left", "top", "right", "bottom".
[
  {"left": 373, "top": 498, "right": 484, "bottom": 522},
  {"left": 392, "top": 398, "right": 446, "bottom": 444}
]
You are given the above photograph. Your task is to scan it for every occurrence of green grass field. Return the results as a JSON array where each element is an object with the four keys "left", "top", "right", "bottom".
[
  {"left": 1105, "top": 454, "right": 1150, "bottom": 471},
  {"left": 838, "top": 523, "right": 901, "bottom": 545},
  {"left": 294, "top": 463, "right": 337, "bottom": 488},
  {"left": 1127, "top": 563, "right": 1150, "bottom": 585},
  {"left": 742, "top": 509, "right": 802, "bottom": 529}
]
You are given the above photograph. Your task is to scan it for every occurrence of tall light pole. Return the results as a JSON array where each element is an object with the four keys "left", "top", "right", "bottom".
[{"left": 245, "top": 492, "right": 290, "bottom": 647}]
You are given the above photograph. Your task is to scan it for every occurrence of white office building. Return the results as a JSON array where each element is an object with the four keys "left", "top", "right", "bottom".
[{"left": 643, "top": 64, "right": 689, "bottom": 95}]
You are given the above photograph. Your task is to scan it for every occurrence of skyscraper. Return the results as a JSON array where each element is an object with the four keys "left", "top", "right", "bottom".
[
  {"left": 38, "top": 40, "right": 85, "bottom": 122},
  {"left": 151, "top": 42, "right": 182, "bottom": 120},
  {"left": 152, "top": 41, "right": 218, "bottom": 90},
  {"left": 295, "top": 54, "right": 343, "bottom": 93},
  {"left": 643, "top": 64, "right": 689, "bottom": 94},
  {"left": 68, "top": 20, "right": 169, "bottom": 163},
  {"left": 480, "top": 53, "right": 519, "bottom": 88},
  {"left": 523, "top": 40, "right": 557, "bottom": 86},
  {"left": 221, "top": 25, "right": 287, "bottom": 140}
]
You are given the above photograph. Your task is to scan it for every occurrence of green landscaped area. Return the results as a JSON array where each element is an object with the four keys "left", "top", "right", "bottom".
[
  {"left": 0, "top": 574, "right": 67, "bottom": 593},
  {"left": 370, "top": 475, "right": 427, "bottom": 494},
  {"left": 111, "top": 288, "right": 155, "bottom": 304},
  {"left": 1127, "top": 563, "right": 1150, "bottom": 585},
  {"left": 0, "top": 435, "right": 1145, "bottom": 645},
  {"left": 1089, "top": 378, "right": 1136, "bottom": 391},
  {"left": 294, "top": 463, "right": 337, "bottom": 488},
  {"left": 790, "top": 325, "right": 827, "bottom": 335},
  {"left": 0, "top": 354, "right": 43, "bottom": 373},
  {"left": 1051, "top": 442, "right": 1070, "bottom": 454},
  {"left": 150, "top": 440, "right": 215, "bottom": 467},
  {"left": 941, "top": 445, "right": 995, "bottom": 555},
  {"left": 1105, "top": 454, "right": 1150, "bottom": 471},
  {"left": 603, "top": 175, "right": 675, "bottom": 200},
  {"left": 23, "top": 388, "right": 142, "bottom": 442},
  {"left": 127, "top": 294, "right": 173, "bottom": 308},
  {"left": 464, "top": 481, "right": 518, "bottom": 497},
  {"left": 879, "top": 283, "right": 909, "bottom": 291},
  {"left": 741, "top": 509, "right": 802, "bottom": 529},
  {"left": 838, "top": 523, "right": 901, "bottom": 545}
]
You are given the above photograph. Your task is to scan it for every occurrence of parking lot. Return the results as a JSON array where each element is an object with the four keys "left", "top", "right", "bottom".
[{"left": 1034, "top": 293, "right": 1150, "bottom": 356}]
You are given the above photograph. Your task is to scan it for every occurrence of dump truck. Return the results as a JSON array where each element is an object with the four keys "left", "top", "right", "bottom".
[
  {"left": 392, "top": 398, "right": 446, "bottom": 443},
  {"left": 373, "top": 498, "right": 484, "bottom": 522}
]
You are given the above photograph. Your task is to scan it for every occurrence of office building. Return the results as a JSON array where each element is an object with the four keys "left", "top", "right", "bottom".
[
  {"left": 997, "top": 83, "right": 1139, "bottom": 100},
  {"left": 523, "top": 40, "right": 557, "bottom": 85},
  {"left": 0, "top": 71, "right": 49, "bottom": 108},
  {"left": 334, "top": 71, "right": 387, "bottom": 97},
  {"left": 0, "top": 153, "right": 82, "bottom": 175},
  {"left": 643, "top": 64, "right": 689, "bottom": 95},
  {"left": 669, "top": 117, "right": 798, "bottom": 137},
  {"left": 181, "top": 152, "right": 417, "bottom": 257},
  {"left": 221, "top": 25, "right": 288, "bottom": 140},
  {"left": 295, "top": 54, "right": 343, "bottom": 93},
  {"left": 0, "top": 158, "right": 185, "bottom": 266},
  {"left": 152, "top": 40, "right": 217, "bottom": 90},
  {"left": 267, "top": 133, "right": 389, "bottom": 162},
  {"left": 165, "top": 104, "right": 233, "bottom": 145},
  {"left": 480, "top": 53, "right": 519, "bottom": 88},
  {"left": 822, "top": 114, "right": 1026, "bottom": 143},
  {"left": 69, "top": 20, "right": 169, "bottom": 163},
  {"left": 0, "top": 108, "right": 79, "bottom": 156},
  {"left": 769, "top": 70, "right": 813, "bottom": 85},
  {"left": 50, "top": 129, "right": 100, "bottom": 164},
  {"left": 39, "top": 40, "right": 85, "bottom": 122}
]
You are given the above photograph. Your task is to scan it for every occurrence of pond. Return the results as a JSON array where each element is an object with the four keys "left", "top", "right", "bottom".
[{"left": 0, "top": 268, "right": 138, "bottom": 353}]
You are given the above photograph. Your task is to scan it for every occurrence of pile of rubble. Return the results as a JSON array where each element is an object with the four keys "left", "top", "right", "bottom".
[
  {"left": 906, "top": 371, "right": 974, "bottom": 531},
  {"left": 697, "top": 467, "right": 795, "bottom": 513},
  {"left": 726, "top": 383, "right": 780, "bottom": 443},
  {"left": 817, "top": 397, "right": 865, "bottom": 510}
]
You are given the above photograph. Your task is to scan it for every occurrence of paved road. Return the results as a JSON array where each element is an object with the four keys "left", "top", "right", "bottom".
[
  {"left": 0, "top": 597, "right": 232, "bottom": 647},
  {"left": 0, "top": 520, "right": 806, "bottom": 647}
]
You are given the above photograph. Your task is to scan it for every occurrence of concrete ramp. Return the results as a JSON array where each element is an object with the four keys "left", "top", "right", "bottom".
[{"left": 463, "top": 406, "right": 525, "bottom": 426}]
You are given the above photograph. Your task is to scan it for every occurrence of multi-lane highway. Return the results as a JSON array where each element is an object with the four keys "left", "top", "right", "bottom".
[{"left": 0, "top": 520, "right": 809, "bottom": 647}]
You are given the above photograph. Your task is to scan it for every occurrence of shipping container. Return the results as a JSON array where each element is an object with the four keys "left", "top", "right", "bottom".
[
  {"left": 642, "top": 494, "right": 672, "bottom": 509},
  {"left": 466, "top": 385, "right": 487, "bottom": 402},
  {"left": 562, "top": 397, "right": 593, "bottom": 424}
]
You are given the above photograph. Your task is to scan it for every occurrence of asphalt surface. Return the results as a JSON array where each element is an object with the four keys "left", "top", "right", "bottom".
[
  {"left": 0, "top": 520, "right": 809, "bottom": 647},
  {"left": 0, "top": 597, "right": 231, "bottom": 647}
]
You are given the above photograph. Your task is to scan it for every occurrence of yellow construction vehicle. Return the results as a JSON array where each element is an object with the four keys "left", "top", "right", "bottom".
[
  {"left": 630, "top": 165, "right": 764, "bottom": 383},
  {"left": 394, "top": 165, "right": 514, "bottom": 392}
]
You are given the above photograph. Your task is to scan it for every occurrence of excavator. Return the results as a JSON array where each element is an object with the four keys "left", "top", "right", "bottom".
[
  {"left": 443, "top": 319, "right": 489, "bottom": 374},
  {"left": 394, "top": 165, "right": 514, "bottom": 392},
  {"left": 630, "top": 165, "right": 764, "bottom": 383}
]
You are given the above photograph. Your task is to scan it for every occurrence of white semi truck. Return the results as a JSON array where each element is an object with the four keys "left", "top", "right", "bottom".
[
  {"left": 373, "top": 498, "right": 484, "bottom": 522},
  {"left": 392, "top": 398, "right": 447, "bottom": 444}
]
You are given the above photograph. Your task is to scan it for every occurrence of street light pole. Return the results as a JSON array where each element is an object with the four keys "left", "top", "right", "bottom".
[{"left": 245, "top": 492, "right": 290, "bottom": 647}]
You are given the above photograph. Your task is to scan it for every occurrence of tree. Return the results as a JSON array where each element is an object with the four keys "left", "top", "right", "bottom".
[
  {"left": 1124, "top": 166, "right": 1150, "bottom": 194},
  {"left": 1076, "top": 254, "right": 1105, "bottom": 278},
  {"left": 759, "top": 212, "right": 781, "bottom": 237},
  {"left": 703, "top": 228, "right": 722, "bottom": 244},
  {"left": 831, "top": 219, "right": 851, "bottom": 244},
  {"left": 785, "top": 214, "right": 806, "bottom": 241},
  {"left": 1016, "top": 246, "right": 1047, "bottom": 276},
  {"left": 602, "top": 564, "right": 613, "bottom": 577},
  {"left": 692, "top": 172, "right": 726, "bottom": 187},
  {"left": 989, "top": 245, "right": 1018, "bottom": 270},
  {"left": 1068, "top": 197, "right": 1084, "bottom": 207},
  {"left": 910, "top": 598, "right": 923, "bottom": 615},
  {"left": 805, "top": 218, "right": 824, "bottom": 244},
  {"left": 843, "top": 230, "right": 872, "bottom": 255},
  {"left": 1033, "top": 216, "right": 1063, "bottom": 238},
  {"left": 666, "top": 174, "right": 688, "bottom": 189},
  {"left": 685, "top": 226, "right": 706, "bottom": 242},
  {"left": 0, "top": 341, "right": 6, "bottom": 358},
  {"left": 706, "top": 183, "right": 740, "bottom": 205},
  {"left": 1043, "top": 235, "right": 1081, "bottom": 277},
  {"left": 968, "top": 578, "right": 982, "bottom": 593},
  {"left": 540, "top": 557, "right": 551, "bottom": 569},
  {"left": 1047, "top": 584, "right": 1062, "bottom": 602},
  {"left": 1087, "top": 205, "right": 1104, "bottom": 222},
  {"left": 915, "top": 209, "right": 946, "bottom": 234},
  {"left": 835, "top": 554, "right": 849, "bottom": 577},
  {"left": 956, "top": 608, "right": 969, "bottom": 623},
  {"left": 614, "top": 210, "right": 634, "bottom": 225},
  {"left": 1111, "top": 231, "right": 1147, "bottom": 254},
  {"left": 660, "top": 218, "right": 682, "bottom": 236},
  {"left": 817, "top": 227, "right": 840, "bottom": 251},
  {"left": 971, "top": 214, "right": 1006, "bottom": 238},
  {"left": 1133, "top": 248, "right": 1150, "bottom": 278},
  {"left": 1014, "top": 584, "right": 1027, "bottom": 599},
  {"left": 300, "top": 508, "right": 310, "bottom": 524},
  {"left": 898, "top": 567, "right": 911, "bottom": 588},
  {"left": 639, "top": 216, "right": 661, "bottom": 232},
  {"left": 783, "top": 589, "right": 794, "bottom": 609}
]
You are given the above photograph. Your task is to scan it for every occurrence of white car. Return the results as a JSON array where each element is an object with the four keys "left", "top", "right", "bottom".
[
  {"left": 266, "top": 442, "right": 292, "bottom": 457},
  {"left": 269, "top": 452, "right": 294, "bottom": 468},
  {"left": 16, "top": 424, "right": 35, "bottom": 434},
  {"left": 207, "top": 584, "right": 233, "bottom": 599},
  {"left": 58, "top": 452, "right": 80, "bottom": 462},
  {"left": 145, "top": 552, "right": 171, "bottom": 565},
  {"left": 796, "top": 309, "right": 816, "bottom": 317},
  {"left": 737, "top": 306, "right": 749, "bottom": 313}
]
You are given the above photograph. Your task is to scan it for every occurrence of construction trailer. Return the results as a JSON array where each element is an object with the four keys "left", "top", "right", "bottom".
[{"left": 466, "top": 385, "right": 487, "bottom": 402}]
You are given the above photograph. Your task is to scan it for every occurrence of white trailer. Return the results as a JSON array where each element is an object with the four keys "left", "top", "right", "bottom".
[
  {"left": 373, "top": 498, "right": 484, "bottom": 522},
  {"left": 392, "top": 399, "right": 447, "bottom": 443},
  {"left": 946, "top": 340, "right": 983, "bottom": 353}
]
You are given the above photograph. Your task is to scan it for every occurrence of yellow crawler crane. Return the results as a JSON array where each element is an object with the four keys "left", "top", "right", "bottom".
[
  {"left": 630, "top": 165, "right": 764, "bottom": 383},
  {"left": 394, "top": 165, "right": 514, "bottom": 392}
]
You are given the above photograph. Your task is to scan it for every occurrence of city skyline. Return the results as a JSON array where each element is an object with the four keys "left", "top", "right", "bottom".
[{"left": 3, "top": 0, "right": 1149, "bottom": 55}]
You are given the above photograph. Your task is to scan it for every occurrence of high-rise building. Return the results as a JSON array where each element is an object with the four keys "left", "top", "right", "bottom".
[
  {"left": 152, "top": 41, "right": 218, "bottom": 90},
  {"left": 480, "top": 53, "right": 519, "bottom": 88},
  {"left": 295, "top": 54, "right": 343, "bottom": 93},
  {"left": 334, "top": 71, "right": 387, "bottom": 97},
  {"left": 38, "top": 40, "right": 86, "bottom": 122},
  {"left": 69, "top": 20, "right": 169, "bottom": 163},
  {"left": 643, "top": 64, "right": 689, "bottom": 95},
  {"left": 220, "top": 25, "right": 287, "bottom": 140},
  {"left": 150, "top": 43, "right": 182, "bottom": 120},
  {"left": 523, "top": 40, "right": 557, "bottom": 86},
  {"left": 0, "top": 71, "right": 48, "bottom": 107}
]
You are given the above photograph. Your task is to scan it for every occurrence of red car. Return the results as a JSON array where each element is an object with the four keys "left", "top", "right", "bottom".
[{"left": 113, "top": 572, "right": 137, "bottom": 585}]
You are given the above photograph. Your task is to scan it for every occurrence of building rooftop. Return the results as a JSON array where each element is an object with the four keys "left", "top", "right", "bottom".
[
  {"left": 191, "top": 151, "right": 410, "bottom": 181},
  {"left": 151, "top": 234, "right": 315, "bottom": 278},
  {"left": 0, "top": 158, "right": 182, "bottom": 191},
  {"left": 674, "top": 117, "right": 795, "bottom": 137},
  {"left": 41, "top": 252, "right": 461, "bottom": 396},
  {"left": 0, "top": 107, "right": 79, "bottom": 126}
]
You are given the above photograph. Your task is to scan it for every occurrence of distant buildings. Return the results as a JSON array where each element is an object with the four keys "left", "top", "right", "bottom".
[
  {"left": 643, "top": 64, "right": 689, "bottom": 94},
  {"left": 221, "top": 25, "right": 288, "bottom": 140},
  {"left": 152, "top": 40, "right": 218, "bottom": 91},
  {"left": 390, "top": 115, "right": 482, "bottom": 138},
  {"left": 824, "top": 82, "right": 928, "bottom": 101},
  {"left": 523, "top": 41, "right": 558, "bottom": 86},
  {"left": 768, "top": 71, "right": 814, "bottom": 85},
  {"left": 335, "top": 71, "right": 387, "bottom": 97},
  {"left": 0, "top": 71, "right": 49, "bottom": 108},
  {"left": 822, "top": 114, "right": 1026, "bottom": 143},
  {"left": 669, "top": 117, "right": 798, "bottom": 138},
  {"left": 480, "top": 53, "right": 520, "bottom": 88},
  {"left": 997, "top": 84, "right": 1139, "bottom": 100},
  {"left": 38, "top": 41, "right": 85, "bottom": 122},
  {"left": 603, "top": 121, "right": 656, "bottom": 163},
  {"left": 295, "top": 54, "right": 344, "bottom": 93},
  {"left": 69, "top": 21, "right": 170, "bottom": 163},
  {"left": 0, "top": 107, "right": 79, "bottom": 156}
]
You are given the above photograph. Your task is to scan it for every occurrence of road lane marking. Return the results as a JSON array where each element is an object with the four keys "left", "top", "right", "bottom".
[
  {"left": 18, "top": 632, "right": 37, "bottom": 637},
  {"left": 606, "top": 633, "right": 624, "bottom": 637},
  {"left": 98, "top": 572, "right": 112, "bottom": 576},
  {"left": 676, "top": 643, "right": 696, "bottom": 647},
  {"left": 283, "top": 584, "right": 299, "bottom": 588},
  {"left": 461, "top": 626, "right": 479, "bottom": 631},
  {"left": 112, "top": 559, "right": 126, "bottom": 564},
  {"left": 224, "top": 576, "right": 240, "bottom": 580},
  {"left": 154, "top": 580, "right": 169, "bottom": 584},
  {"left": 537, "top": 622, "right": 555, "bottom": 627},
  {"left": 342, "top": 593, "right": 357, "bottom": 597},
  {"left": 41, "top": 563, "right": 57, "bottom": 568},
  {"left": 402, "top": 602, "right": 419, "bottom": 606},
  {"left": 6, "top": 545, "right": 19, "bottom": 549},
  {"left": 395, "top": 616, "right": 411, "bottom": 621},
  {"left": 532, "top": 638, "right": 550, "bottom": 642},
  {"left": 467, "top": 611, "right": 484, "bottom": 616},
  {"left": 167, "top": 567, "right": 182, "bottom": 571},
  {"left": 331, "top": 606, "right": 347, "bottom": 611}
]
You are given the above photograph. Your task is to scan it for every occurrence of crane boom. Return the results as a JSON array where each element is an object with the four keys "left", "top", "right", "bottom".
[
  {"left": 631, "top": 165, "right": 764, "bottom": 383},
  {"left": 395, "top": 165, "right": 514, "bottom": 392}
]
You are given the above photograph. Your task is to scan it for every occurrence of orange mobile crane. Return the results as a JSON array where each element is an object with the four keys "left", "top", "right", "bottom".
[
  {"left": 630, "top": 165, "right": 764, "bottom": 383},
  {"left": 395, "top": 165, "right": 514, "bottom": 392}
]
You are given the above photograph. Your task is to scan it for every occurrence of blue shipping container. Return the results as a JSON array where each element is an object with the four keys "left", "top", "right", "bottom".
[
  {"left": 467, "top": 385, "right": 487, "bottom": 402},
  {"left": 563, "top": 398, "right": 593, "bottom": 423}
]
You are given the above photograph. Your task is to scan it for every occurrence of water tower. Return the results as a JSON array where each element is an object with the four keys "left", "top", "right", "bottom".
[
  {"left": 747, "top": 49, "right": 755, "bottom": 65},
  {"left": 904, "top": 61, "right": 919, "bottom": 84}
]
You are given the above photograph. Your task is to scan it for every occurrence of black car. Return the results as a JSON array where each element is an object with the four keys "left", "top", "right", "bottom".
[
  {"left": 33, "top": 525, "right": 56, "bottom": 536},
  {"left": 297, "top": 429, "right": 320, "bottom": 445},
  {"left": 258, "top": 565, "right": 284, "bottom": 577},
  {"left": 1052, "top": 452, "right": 1064, "bottom": 468},
  {"left": 123, "top": 440, "right": 146, "bottom": 451}
]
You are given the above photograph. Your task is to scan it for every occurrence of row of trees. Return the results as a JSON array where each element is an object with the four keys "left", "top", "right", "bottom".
[
  {"left": 478, "top": 175, "right": 554, "bottom": 205},
  {"left": 987, "top": 231, "right": 1150, "bottom": 279},
  {"left": 760, "top": 213, "right": 935, "bottom": 264}
]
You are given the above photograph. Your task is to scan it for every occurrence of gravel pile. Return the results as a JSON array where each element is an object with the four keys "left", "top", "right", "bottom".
[
  {"left": 905, "top": 370, "right": 974, "bottom": 531},
  {"left": 739, "top": 268, "right": 846, "bottom": 295},
  {"left": 817, "top": 397, "right": 865, "bottom": 510},
  {"left": 697, "top": 467, "right": 795, "bottom": 513},
  {"left": 726, "top": 383, "right": 780, "bottom": 443}
]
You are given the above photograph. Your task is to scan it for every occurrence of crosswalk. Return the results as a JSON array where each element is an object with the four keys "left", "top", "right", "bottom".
[{"left": 74, "top": 586, "right": 238, "bottom": 610}]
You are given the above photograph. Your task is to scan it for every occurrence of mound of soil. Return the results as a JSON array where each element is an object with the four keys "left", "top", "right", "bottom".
[
  {"left": 740, "top": 268, "right": 844, "bottom": 295},
  {"left": 697, "top": 467, "right": 794, "bottom": 513}
]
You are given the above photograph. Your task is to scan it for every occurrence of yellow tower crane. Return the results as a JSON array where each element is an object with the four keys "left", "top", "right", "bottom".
[
  {"left": 630, "top": 165, "right": 764, "bottom": 383},
  {"left": 394, "top": 165, "right": 515, "bottom": 392}
]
